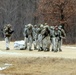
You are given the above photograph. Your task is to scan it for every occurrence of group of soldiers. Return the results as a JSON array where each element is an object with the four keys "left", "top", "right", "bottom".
[
  {"left": 3, "top": 23, "right": 66, "bottom": 52},
  {"left": 23, "top": 23, "right": 66, "bottom": 52}
]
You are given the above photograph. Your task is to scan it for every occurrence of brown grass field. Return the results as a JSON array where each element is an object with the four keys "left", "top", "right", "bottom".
[{"left": 0, "top": 41, "right": 76, "bottom": 75}]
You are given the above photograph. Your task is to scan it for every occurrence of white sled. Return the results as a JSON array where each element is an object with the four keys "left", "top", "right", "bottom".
[{"left": 14, "top": 40, "right": 25, "bottom": 50}]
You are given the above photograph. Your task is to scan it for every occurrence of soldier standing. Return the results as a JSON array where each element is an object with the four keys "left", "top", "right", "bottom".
[
  {"left": 37, "top": 24, "right": 44, "bottom": 51},
  {"left": 42, "top": 25, "right": 51, "bottom": 51},
  {"left": 33, "top": 25, "right": 38, "bottom": 50},
  {"left": 50, "top": 26, "right": 56, "bottom": 52},
  {"left": 23, "top": 25, "right": 28, "bottom": 50},
  {"left": 26, "top": 24, "right": 33, "bottom": 51},
  {"left": 58, "top": 25, "right": 66, "bottom": 51},
  {"left": 3, "top": 24, "right": 14, "bottom": 50},
  {"left": 54, "top": 25, "right": 66, "bottom": 52},
  {"left": 54, "top": 26, "right": 60, "bottom": 52}
]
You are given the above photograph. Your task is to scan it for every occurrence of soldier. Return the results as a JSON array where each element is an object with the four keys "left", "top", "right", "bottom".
[
  {"left": 37, "top": 24, "right": 44, "bottom": 51},
  {"left": 54, "top": 26, "right": 60, "bottom": 52},
  {"left": 54, "top": 25, "right": 66, "bottom": 52},
  {"left": 26, "top": 24, "right": 33, "bottom": 51},
  {"left": 42, "top": 25, "right": 51, "bottom": 51},
  {"left": 23, "top": 25, "right": 28, "bottom": 50},
  {"left": 3, "top": 24, "right": 14, "bottom": 50},
  {"left": 33, "top": 25, "right": 38, "bottom": 50},
  {"left": 58, "top": 25, "right": 66, "bottom": 51},
  {"left": 49, "top": 26, "right": 56, "bottom": 52}
]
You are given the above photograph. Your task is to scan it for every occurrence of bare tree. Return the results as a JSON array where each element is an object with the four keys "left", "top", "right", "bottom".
[
  {"left": 0, "top": 0, "right": 38, "bottom": 40},
  {"left": 0, "top": 0, "right": 76, "bottom": 44},
  {"left": 36, "top": 0, "right": 76, "bottom": 44}
]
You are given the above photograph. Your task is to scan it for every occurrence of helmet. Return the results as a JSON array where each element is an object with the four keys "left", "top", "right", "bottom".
[
  {"left": 55, "top": 26, "right": 58, "bottom": 30},
  {"left": 44, "top": 23, "right": 48, "bottom": 26},
  {"left": 40, "top": 24, "right": 44, "bottom": 28},
  {"left": 50, "top": 26, "right": 54, "bottom": 30},
  {"left": 34, "top": 25, "right": 37, "bottom": 28},
  {"left": 28, "top": 23, "right": 32, "bottom": 26},
  {"left": 58, "top": 25, "right": 62, "bottom": 29},
  {"left": 44, "top": 25, "right": 49, "bottom": 29},
  {"left": 55, "top": 25, "right": 58, "bottom": 28},
  {"left": 7, "top": 24, "right": 11, "bottom": 28},
  {"left": 28, "top": 23, "right": 33, "bottom": 29}
]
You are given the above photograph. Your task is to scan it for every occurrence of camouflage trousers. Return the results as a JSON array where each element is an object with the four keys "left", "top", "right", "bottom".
[
  {"left": 37, "top": 34, "right": 43, "bottom": 50},
  {"left": 33, "top": 39, "right": 38, "bottom": 50},
  {"left": 24, "top": 35, "right": 33, "bottom": 50},
  {"left": 33, "top": 34, "right": 38, "bottom": 50},
  {"left": 51, "top": 37, "right": 56, "bottom": 51},
  {"left": 43, "top": 36, "right": 51, "bottom": 51},
  {"left": 55, "top": 37, "right": 62, "bottom": 51},
  {"left": 5, "top": 37, "right": 10, "bottom": 49}
]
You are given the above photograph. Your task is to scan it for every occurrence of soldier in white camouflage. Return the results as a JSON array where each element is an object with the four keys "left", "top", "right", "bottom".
[
  {"left": 23, "top": 24, "right": 28, "bottom": 50},
  {"left": 54, "top": 25, "right": 66, "bottom": 52},
  {"left": 49, "top": 26, "right": 56, "bottom": 52},
  {"left": 23, "top": 24, "right": 33, "bottom": 51},
  {"left": 58, "top": 25, "right": 66, "bottom": 51},
  {"left": 33, "top": 25, "right": 38, "bottom": 50},
  {"left": 37, "top": 24, "right": 44, "bottom": 51},
  {"left": 3, "top": 24, "right": 14, "bottom": 50},
  {"left": 42, "top": 25, "right": 51, "bottom": 52},
  {"left": 27, "top": 24, "right": 33, "bottom": 51}
]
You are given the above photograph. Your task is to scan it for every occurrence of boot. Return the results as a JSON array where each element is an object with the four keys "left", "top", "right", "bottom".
[
  {"left": 6, "top": 47, "right": 10, "bottom": 50},
  {"left": 34, "top": 47, "right": 37, "bottom": 50},
  {"left": 40, "top": 47, "right": 43, "bottom": 51},
  {"left": 54, "top": 50, "right": 58, "bottom": 52},
  {"left": 38, "top": 47, "right": 43, "bottom": 51},
  {"left": 59, "top": 49, "right": 62, "bottom": 52},
  {"left": 29, "top": 48, "right": 33, "bottom": 51},
  {"left": 25, "top": 47, "right": 27, "bottom": 50},
  {"left": 44, "top": 48, "right": 49, "bottom": 52},
  {"left": 51, "top": 49, "right": 54, "bottom": 52}
]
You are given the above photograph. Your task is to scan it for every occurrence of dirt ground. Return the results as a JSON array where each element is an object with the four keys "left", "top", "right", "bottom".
[{"left": 0, "top": 41, "right": 76, "bottom": 75}]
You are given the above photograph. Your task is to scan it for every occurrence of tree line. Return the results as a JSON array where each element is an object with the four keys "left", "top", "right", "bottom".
[{"left": 0, "top": 0, "right": 76, "bottom": 44}]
